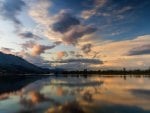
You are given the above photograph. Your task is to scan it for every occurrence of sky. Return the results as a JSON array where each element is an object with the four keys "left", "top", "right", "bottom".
[{"left": 0, "top": 0, "right": 150, "bottom": 70}]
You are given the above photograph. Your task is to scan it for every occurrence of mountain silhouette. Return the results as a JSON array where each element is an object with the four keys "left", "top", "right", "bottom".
[{"left": 0, "top": 52, "right": 49, "bottom": 74}]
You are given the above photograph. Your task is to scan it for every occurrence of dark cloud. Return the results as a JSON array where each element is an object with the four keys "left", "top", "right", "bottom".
[
  {"left": 127, "top": 44, "right": 150, "bottom": 55},
  {"left": 0, "top": 47, "right": 14, "bottom": 54},
  {"left": 71, "top": 26, "right": 97, "bottom": 39},
  {"left": 21, "top": 41, "right": 35, "bottom": 50},
  {"left": 68, "top": 51, "right": 83, "bottom": 58},
  {"left": 54, "top": 41, "right": 62, "bottom": 45},
  {"left": 52, "top": 13, "right": 80, "bottom": 33},
  {"left": 51, "top": 58, "right": 103, "bottom": 64},
  {"left": 19, "top": 32, "right": 42, "bottom": 39},
  {"left": 0, "top": 47, "right": 13, "bottom": 52},
  {"left": 63, "top": 26, "right": 97, "bottom": 45},
  {"left": 75, "top": 54, "right": 83, "bottom": 58},
  {"left": 50, "top": 11, "right": 97, "bottom": 45},
  {"left": 0, "top": 0, "right": 26, "bottom": 25},
  {"left": 92, "top": 52, "right": 100, "bottom": 58},
  {"left": 81, "top": 43, "right": 92, "bottom": 53}
]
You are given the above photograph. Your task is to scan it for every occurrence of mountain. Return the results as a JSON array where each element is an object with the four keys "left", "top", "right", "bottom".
[{"left": 0, "top": 52, "right": 49, "bottom": 74}]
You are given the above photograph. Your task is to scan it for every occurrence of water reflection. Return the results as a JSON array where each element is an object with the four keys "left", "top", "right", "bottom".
[
  {"left": 0, "top": 75, "right": 150, "bottom": 113},
  {"left": 129, "top": 89, "right": 150, "bottom": 99}
]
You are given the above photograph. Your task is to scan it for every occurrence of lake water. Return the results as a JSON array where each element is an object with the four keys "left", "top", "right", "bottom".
[{"left": 0, "top": 75, "right": 150, "bottom": 113}]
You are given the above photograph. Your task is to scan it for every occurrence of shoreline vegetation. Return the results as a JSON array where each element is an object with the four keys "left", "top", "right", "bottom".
[
  {"left": 0, "top": 68, "right": 150, "bottom": 75},
  {"left": 60, "top": 68, "right": 150, "bottom": 75}
]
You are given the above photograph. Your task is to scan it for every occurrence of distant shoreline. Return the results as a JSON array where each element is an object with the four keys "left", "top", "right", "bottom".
[{"left": 60, "top": 69, "right": 150, "bottom": 75}]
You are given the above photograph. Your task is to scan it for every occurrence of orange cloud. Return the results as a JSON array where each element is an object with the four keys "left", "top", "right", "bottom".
[
  {"left": 57, "top": 51, "right": 68, "bottom": 60},
  {"left": 31, "top": 44, "right": 55, "bottom": 56}
]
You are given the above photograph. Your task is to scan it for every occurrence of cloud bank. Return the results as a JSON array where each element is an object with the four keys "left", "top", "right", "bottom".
[{"left": 0, "top": 0, "right": 26, "bottom": 25}]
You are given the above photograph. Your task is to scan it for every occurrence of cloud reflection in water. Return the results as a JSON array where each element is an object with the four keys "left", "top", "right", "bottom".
[{"left": 0, "top": 76, "right": 150, "bottom": 113}]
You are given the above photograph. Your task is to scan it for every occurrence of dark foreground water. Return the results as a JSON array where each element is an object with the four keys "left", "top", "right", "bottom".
[{"left": 0, "top": 75, "right": 150, "bottom": 113}]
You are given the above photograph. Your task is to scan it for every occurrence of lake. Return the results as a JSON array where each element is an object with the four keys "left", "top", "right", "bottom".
[{"left": 0, "top": 75, "right": 150, "bottom": 113}]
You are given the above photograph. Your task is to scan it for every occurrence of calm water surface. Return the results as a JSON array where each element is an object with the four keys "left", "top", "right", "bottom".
[{"left": 0, "top": 75, "right": 150, "bottom": 113}]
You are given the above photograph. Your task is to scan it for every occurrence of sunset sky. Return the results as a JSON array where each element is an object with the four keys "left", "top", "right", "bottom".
[{"left": 0, "top": 0, "right": 150, "bottom": 70}]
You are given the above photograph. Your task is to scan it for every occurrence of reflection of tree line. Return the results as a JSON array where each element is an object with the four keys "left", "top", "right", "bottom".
[
  {"left": 0, "top": 75, "right": 49, "bottom": 94},
  {"left": 61, "top": 68, "right": 150, "bottom": 76}
]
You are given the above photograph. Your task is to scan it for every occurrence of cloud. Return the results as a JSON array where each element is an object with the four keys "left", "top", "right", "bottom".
[
  {"left": 28, "top": 0, "right": 51, "bottom": 25},
  {"left": 21, "top": 40, "right": 35, "bottom": 50},
  {"left": 94, "top": 0, "right": 107, "bottom": 8},
  {"left": 81, "top": 9, "right": 97, "bottom": 20},
  {"left": 45, "top": 25, "right": 97, "bottom": 45},
  {"left": 51, "top": 58, "right": 103, "bottom": 64},
  {"left": 61, "top": 25, "right": 97, "bottom": 45},
  {"left": 31, "top": 44, "right": 55, "bottom": 56},
  {"left": 75, "top": 54, "right": 83, "bottom": 58},
  {"left": 52, "top": 12, "right": 80, "bottom": 33},
  {"left": 81, "top": 0, "right": 106, "bottom": 19},
  {"left": 81, "top": 0, "right": 133, "bottom": 21},
  {"left": 68, "top": 51, "right": 83, "bottom": 58},
  {"left": 127, "top": 44, "right": 150, "bottom": 56},
  {"left": 57, "top": 51, "right": 68, "bottom": 60},
  {"left": 21, "top": 41, "right": 56, "bottom": 56},
  {"left": 91, "top": 35, "right": 150, "bottom": 69},
  {"left": 48, "top": 11, "right": 97, "bottom": 45},
  {"left": 54, "top": 41, "right": 62, "bottom": 45},
  {"left": 29, "top": 3, "right": 97, "bottom": 45},
  {"left": 92, "top": 35, "right": 150, "bottom": 57},
  {"left": 0, "top": 0, "right": 26, "bottom": 25},
  {"left": 0, "top": 47, "right": 13, "bottom": 54},
  {"left": 115, "top": 6, "right": 133, "bottom": 14},
  {"left": 81, "top": 43, "right": 92, "bottom": 54},
  {"left": 19, "top": 32, "right": 42, "bottom": 39}
]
